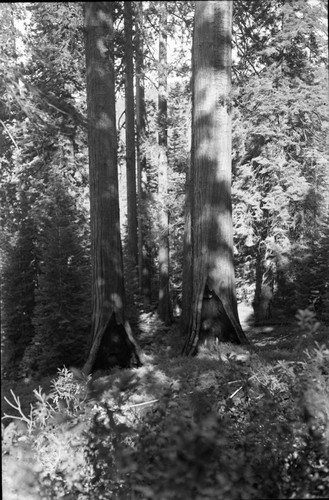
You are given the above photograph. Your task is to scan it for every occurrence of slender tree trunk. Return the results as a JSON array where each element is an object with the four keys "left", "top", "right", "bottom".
[
  {"left": 252, "top": 243, "right": 273, "bottom": 324},
  {"left": 181, "top": 26, "right": 195, "bottom": 333},
  {"left": 83, "top": 2, "right": 141, "bottom": 374},
  {"left": 124, "top": 1, "right": 138, "bottom": 266},
  {"left": 181, "top": 156, "right": 193, "bottom": 331},
  {"left": 253, "top": 246, "right": 265, "bottom": 324},
  {"left": 135, "top": 1, "right": 152, "bottom": 308},
  {"left": 182, "top": 1, "right": 248, "bottom": 355},
  {"left": 157, "top": 0, "right": 172, "bottom": 325}
]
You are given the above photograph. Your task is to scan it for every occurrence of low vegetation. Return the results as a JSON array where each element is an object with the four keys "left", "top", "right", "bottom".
[{"left": 2, "top": 308, "right": 329, "bottom": 499}]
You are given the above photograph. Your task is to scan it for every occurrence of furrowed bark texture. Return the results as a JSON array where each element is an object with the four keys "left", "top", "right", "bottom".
[
  {"left": 183, "top": 1, "right": 247, "bottom": 354},
  {"left": 84, "top": 2, "right": 127, "bottom": 374}
]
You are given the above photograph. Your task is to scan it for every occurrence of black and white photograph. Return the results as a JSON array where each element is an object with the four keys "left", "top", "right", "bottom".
[{"left": 1, "top": 1, "right": 328, "bottom": 498}]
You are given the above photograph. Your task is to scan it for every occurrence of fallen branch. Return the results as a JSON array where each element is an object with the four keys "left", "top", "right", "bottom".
[
  {"left": 0, "top": 119, "right": 18, "bottom": 149},
  {"left": 229, "top": 386, "right": 243, "bottom": 399},
  {"left": 124, "top": 399, "right": 159, "bottom": 409}
]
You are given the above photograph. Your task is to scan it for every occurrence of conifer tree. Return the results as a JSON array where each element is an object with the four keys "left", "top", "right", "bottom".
[
  {"left": 22, "top": 173, "right": 91, "bottom": 376},
  {"left": 83, "top": 2, "right": 141, "bottom": 374},
  {"left": 124, "top": 1, "right": 138, "bottom": 267},
  {"left": 232, "top": 0, "right": 328, "bottom": 318},
  {"left": 135, "top": 0, "right": 152, "bottom": 308},
  {"left": 157, "top": 0, "right": 172, "bottom": 325},
  {"left": 1, "top": 201, "right": 37, "bottom": 378},
  {"left": 183, "top": 1, "right": 247, "bottom": 355}
]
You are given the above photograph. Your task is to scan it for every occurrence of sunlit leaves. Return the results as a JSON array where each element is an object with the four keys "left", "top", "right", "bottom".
[{"left": 232, "top": 0, "right": 328, "bottom": 309}]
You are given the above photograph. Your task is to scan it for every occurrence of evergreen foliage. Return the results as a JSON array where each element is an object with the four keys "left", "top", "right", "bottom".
[
  {"left": 232, "top": 0, "right": 328, "bottom": 318},
  {"left": 1, "top": 208, "right": 37, "bottom": 378},
  {"left": 0, "top": 2, "right": 90, "bottom": 378},
  {"left": 22, "top": 171, "right": 91, "bottom": 376},
  {"left": 1, "top": 1, "right": 328, "bottom": 496}
]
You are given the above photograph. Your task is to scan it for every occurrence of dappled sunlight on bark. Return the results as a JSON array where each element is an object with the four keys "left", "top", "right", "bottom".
[
  {"left": 182, "top": 1, "right": 247, "bottom": 355},
  {"left": 83, "top": 2, "right": 140, "bottom": 375}
]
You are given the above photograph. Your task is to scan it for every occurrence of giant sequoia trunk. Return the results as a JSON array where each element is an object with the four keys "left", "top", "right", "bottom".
[
  {"left": 83, "top": 2, "right": 141, "bottom": 374},
  {"left": 182, "top": 1, "right": 248, "bottom": 355}
]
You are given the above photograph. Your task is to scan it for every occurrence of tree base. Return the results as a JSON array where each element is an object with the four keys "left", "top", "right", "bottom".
[{"left": 91, "top": 314, "right": 142, "bottom": 372}]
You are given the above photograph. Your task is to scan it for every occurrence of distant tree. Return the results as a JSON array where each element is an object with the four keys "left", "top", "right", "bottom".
[
  {"left": 167, "top": 82, "right": 191, "bottom": 316},
  {"left": 232, "top": 0, "right": 329, "bottom": 319},
  {"left": 83, "top": 2, "right": 141, "bottom": 374},
  {"left": 182, "top": 1, "right": 247, "bottom": 355},
  {"left": 20, "top": 173, "right": 91, "bottom": 376},
  {"left": 232, "top": 0, "right": 278, "bottom": 83},
  {"left": 0, "top": 1, "right": 91, "bottom": 379},
  {"left": 1, "top": 198, "right": 37, "bottom": 378},
  {"left": 135, "top": 0, "right": 152, "bottom": 308},
  {"left": 157, "top": 0, "right": 172, "bottom": 325},
  {"left": 1, "top": 136, "right": 90, "bottom": 378},
  {"left": 124, "top": 1, "right": 138, "bottom": 267}
]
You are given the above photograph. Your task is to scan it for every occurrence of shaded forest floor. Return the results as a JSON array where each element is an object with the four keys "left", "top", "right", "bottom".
[
  {"left": 137, "top": 301, "right": 328, "bottom": 365},
  {"left": 2, "top": 303, "right": 329, "bottom": 499}
]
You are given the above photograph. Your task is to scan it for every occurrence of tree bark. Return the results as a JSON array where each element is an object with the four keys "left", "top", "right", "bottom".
[
  {"left": 135, "top": 1, "right": 152, "bottom": 308},
  {"left": 181, "top": 22, "right": 195, "bottom": 334},
  {"left": 182, "top": 1, "right": 248, "bottom": 355},
  {"left": 124, "top": 1, "right": 138, "bottom": 266},
  {"left": 252, "top": 243, "right": 273, "bottom": 324},
  {"left": 83, "top": 2, "right": 141, "bottom": 374},
  {"left": 157, "top": 0, "right": 172, "bottom": 325}
]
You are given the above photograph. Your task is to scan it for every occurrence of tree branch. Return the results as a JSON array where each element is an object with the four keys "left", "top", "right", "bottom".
[{"left": 0, "top": 120, "right": 18, "bottom": 149}]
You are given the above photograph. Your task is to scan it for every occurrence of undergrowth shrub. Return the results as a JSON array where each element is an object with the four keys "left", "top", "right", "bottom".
[
  {"left": 2, "top": 367, "right": 94, "bottom": 499},
  {"left": 2, "top": 309, "right": 329, "bottom": 499},
  {"left": 281, "top": 342, "right": 329, "bottom": 498}
]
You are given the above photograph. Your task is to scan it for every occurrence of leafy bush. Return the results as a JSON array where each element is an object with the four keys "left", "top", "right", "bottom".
[{"left": 2, "top": 367, "right": 93, "bottom": 499}]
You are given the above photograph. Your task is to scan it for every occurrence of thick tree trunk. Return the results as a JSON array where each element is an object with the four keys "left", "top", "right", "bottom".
[
  {"left": 182, "top": 1, "right": 248, "bottom": 355},
  {"left": 135, "top": 1, "right": 152, "bottom": 308},
  {"left": 83, "top": 2, "right": 141, "bottom": 374},
  {"left": 157, "top": 0, "right": 172, "bottom": 325},
  {"left": 124, "top": 1, "right": 138, "bottom": 266}
]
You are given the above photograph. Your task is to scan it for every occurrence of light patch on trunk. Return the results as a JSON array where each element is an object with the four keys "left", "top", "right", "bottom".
[
  {"left": 96, "top": 112, "right": 113, "bottom": 130},
  {"left": 111, "top": 293, "right": 123, "bottom": 309}
]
